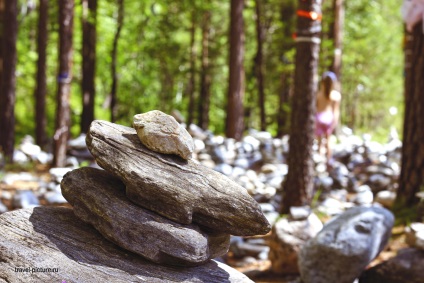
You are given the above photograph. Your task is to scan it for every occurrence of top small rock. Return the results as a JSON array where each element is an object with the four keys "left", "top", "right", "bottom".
[{"left": 133, "top": 110, "right": 194, "bottom": 160}]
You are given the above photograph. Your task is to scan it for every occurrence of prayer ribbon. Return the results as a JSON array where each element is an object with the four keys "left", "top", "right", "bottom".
[{"left": 297, "top": 10, "right": 322, "bottom": 21}]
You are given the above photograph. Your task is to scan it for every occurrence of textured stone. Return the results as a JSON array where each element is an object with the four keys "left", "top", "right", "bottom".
[
  {"left": 268, "top": 213, "right": 323, "bottom": 275},
  {"left": 86, "top": 120, "right": 270, "bottom": 236},
  {"left": 61, "top": 167, "right": 230, "bottom": 266},
  {"left": 405, "top": 223, "right": 424, "bottom": 250},
  {"left": 133, "top": 110, "right": 194, "bottom": 160},
  {"left": 0, "top": 207, "right": 253, "bottom": 283},
  {"left": 299, "top": 206, "right": 394, "bottom": 283},
  {"left": 359, "top": 248, "right": 424, "bottom": 283}
]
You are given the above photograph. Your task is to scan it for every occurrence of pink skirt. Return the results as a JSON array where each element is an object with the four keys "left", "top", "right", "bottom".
[{"left": 315, "top": 111, "right": 334, "bottom": 137}]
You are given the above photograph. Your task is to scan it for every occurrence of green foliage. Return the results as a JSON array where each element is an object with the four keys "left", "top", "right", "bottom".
[{"left": 12, "top": 0, "right": 404, "bottom": 144}]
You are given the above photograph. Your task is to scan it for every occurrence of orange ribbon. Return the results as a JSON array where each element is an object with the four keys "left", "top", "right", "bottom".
[{"left": 297, "top": 10, "right": 322, "bottom": 21}]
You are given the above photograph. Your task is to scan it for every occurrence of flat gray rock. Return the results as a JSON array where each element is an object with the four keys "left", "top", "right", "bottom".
[
  {"left": 359, "top": 248, "right": 424, "bottom": 283},
  {"left": 133, "top": 110, "right": 194, "bottom": 160},
  {"left": 61, "top": 167, "right": 230, "bottom": 266},
  {"left": 86, "top": 120, "right": 270, "bottom": 236},
  {"left": 299, "top": 206, "right": 394, "bottom": 283},
  {"left": 0, "top": 207, "right": 253, "bottom": 283}
]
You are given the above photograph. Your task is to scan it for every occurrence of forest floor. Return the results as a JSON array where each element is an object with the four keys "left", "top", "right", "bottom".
[{"left": 0, "top": 165, "right": 409, "bottom": 283}]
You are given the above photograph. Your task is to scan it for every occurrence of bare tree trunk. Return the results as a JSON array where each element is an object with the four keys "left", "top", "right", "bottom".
[
  {"left": 226, "top": 0, "right": 245, "bottom": 140},
  {"left": 281, "top": 0, "right": 321, "bottom": 213},
  {"left": 186, "top": 10, "right": 197, "bottom": 126},
  {"left": 254, "top": 0, "right": 266, "bottom": 131},
  {"left": 277, "top": 73, "right": 290, "bottom": 137},
  {"left": 53, "top": 0, "right": 74, "bottom": 167},
  {"left": 331, "top": 0, "right": 344, "bottom": 84},
  {"left": 80, "top": 0, "right": 97, "bottom": 133},
  {"left": 34, "top": 0, "right": 48, "bottom": 149},
  {"left": 110, "top": 0, "right": 124, "bottom": 123},
  {"left": 0, "top": 0, "right": 18, "bottom": 162},
  {"left": 397, "top": 24, "right": 424, "bottom": 207},
  {"left": 198, "top": 10, "right": 211, "bottom": 130}
]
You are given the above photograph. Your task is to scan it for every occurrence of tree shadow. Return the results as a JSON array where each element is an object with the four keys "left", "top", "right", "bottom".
[{"left": 29, "top": 206, "right": 232, "bottom": 283}]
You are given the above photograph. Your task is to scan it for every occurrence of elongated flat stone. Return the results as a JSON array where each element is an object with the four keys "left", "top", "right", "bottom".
[
  {"left": 86, "top": 120, "right": 271, "bottom": 236},
  {"left": 133, "top": 110, "right": 194, "bottom": 160},
  {"left": 61, "top": 167, "right": 230, "bottom": 266},
  {"left": 0, "top": 207, "right": 253, "bottom": 282}
]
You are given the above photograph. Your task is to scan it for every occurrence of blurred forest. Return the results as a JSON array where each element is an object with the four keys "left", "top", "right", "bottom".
[{"left": 7, "top": 0, "right": 403, "bottom": 143}]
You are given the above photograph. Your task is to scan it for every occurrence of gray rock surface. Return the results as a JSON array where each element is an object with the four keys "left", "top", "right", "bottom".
[
  {"left": 268, "top": 213, "right": 323, "bottom": 274},
  {"left": 86, "top": 120, "right": 270, "bottom": 236},
  {"left": 299, "top": 206, "right": 394, "bottom": 283},
  {"left": 358, "top": 248, "right": 424, "bottom": 283},
  {"left": 405, "top": 223, "right": 424, "bottom": 250},
  {"left": 133, "top": 110, "right": 194, "bottom": 160},
  {"left": 61, "top": 167, "right": 230, "bottom": 266},
  {"left": 0, "top": 207, "right": 253, "bottom": 283}
]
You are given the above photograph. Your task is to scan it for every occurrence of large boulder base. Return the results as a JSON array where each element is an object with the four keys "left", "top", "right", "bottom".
[
  {"left": 86, "top": 120, "right": 270, "bottom": 236},
  {"left": 0, "top": 207, "right": 253, "bottom": 283},
  {"left": 61, "top": 167, "right": 230, "bottom": 266},
  {"left": 299, "top": 206, "right": 394, "bottom": 283},
  {"left": 133, "top": 110, "right": 194, "bottom": 160}
]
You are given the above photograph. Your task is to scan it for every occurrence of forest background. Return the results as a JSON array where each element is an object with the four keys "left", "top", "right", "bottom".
[{"left": 11, "top": 0, "right": 403, "bottom": 145}]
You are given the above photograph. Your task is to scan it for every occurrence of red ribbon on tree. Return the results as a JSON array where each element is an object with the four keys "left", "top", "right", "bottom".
[{"left": 297, "top": 10, "right": 322, "bottom": 21}]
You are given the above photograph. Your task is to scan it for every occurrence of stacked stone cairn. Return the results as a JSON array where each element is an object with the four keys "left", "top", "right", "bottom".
[{"left": 61, "top": 110, "right": 271, "bottom": 267}]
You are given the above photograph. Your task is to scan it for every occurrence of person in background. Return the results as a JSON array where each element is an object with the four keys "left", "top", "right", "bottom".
[{"left": 315, "top": 71, "right": 341, "bottom": 167}]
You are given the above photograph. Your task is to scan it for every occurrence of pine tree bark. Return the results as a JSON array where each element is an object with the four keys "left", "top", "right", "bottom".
[
  {"left": 34, "top": 0, "right": 48, "bottom": 149},
  {"left": 331, "top": 0, "right": 344, "bottom": 82},
  {"left": 198, "top": 10, "right": 211, "bottom": 130},
  {"left": 254, "top": 0, "right": 266, "bottom": 131},
  {"left": 0, "top": 0, "right": 3, "bottom": 91},
  {"left": 397, "top": 24, "right": 424, "bottom": 207},
  {"left": 281, "top": 0, "right": 322, "bottom": 213},
  {"left": 110, "top": 0, "right": 124, "bottom": 123},
  {"left": 53, "top": 0, "right": 74, "bottom": 167},
  {"left": 186, "top": 10, "right": 197, "bottom": 127},
  {"left": 226, "top": 0, "right": 245, "bottom": 140},
  {"left": 80, "top": 0, "right": 97, "bottom": 134},
  {"left": 0, "top": 0, "right": 18, "bottom": 162}
]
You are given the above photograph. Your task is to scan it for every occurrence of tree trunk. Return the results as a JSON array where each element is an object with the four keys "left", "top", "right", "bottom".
[
  {"left": 34, "top": 0, "right": 48, "bottom": 149},
  {"left": 277, "top": 73, "right": 291, "bottom": 138},
  {"left": 53, "top": 0, "right": 74, "bottom": 167},
  {"left": 281, "top": 0, "right": 322, "bottom": 213},
  {"left": 80, "top": 0, "right": 97, "bottom": 134},
  {"left": 0, "top": 0, "right": 3, "bottom": 94},
  {"left": 0, "top": 0, "right": 18, "bottom": 162},
  {"left": 186, "top": 10, "right": 197, "bottom": 127},
  {"left": 254, "top": 0, "right": 266, "bottom": 131},
  {"left": 110, "top": 0, "right": 124, "bottom": 123},
  {"left": 198, "top": 10, "right": 211, "bottom": 130},
  {"left": 226, "top": 0, "right": 245, "bottom": 140},
  {"left": 396, "top": 24, "right": 424, "bottom": 207},
  {"left": 331, "top": 0, "right": 344, "bottom": 84}
]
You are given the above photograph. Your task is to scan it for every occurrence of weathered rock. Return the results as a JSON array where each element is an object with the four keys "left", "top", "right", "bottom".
[
  {"left": 61, "top": 167, "right": 230, "bottom": 266},
  {"left": 268, "top": 213, "right": 323, "bottom": 275},
  {"left": 86, "top": 120, "right": 270, "bottom": 236},
  {"left": 299, "top": 206, "right": 394, "bottom": 283},
  {"left": 358, "top": 248, "right": 424, "bottom": 283},
  {"left": 405, "top": 223, "right": 424, "bottom": 250},
  {"left": 0, "top": 207, "right": 253, "bottom": 283},
  {"left": 375, "top": 190, "right": 396, "bottom": 208},
  {"left": 133, "top": 110, "right": 194, "bottom": 160}
]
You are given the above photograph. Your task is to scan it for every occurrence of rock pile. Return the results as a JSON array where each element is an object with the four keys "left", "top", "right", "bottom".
[{"left": 61, "top": 111, "right": 270, "bottom": 269}]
